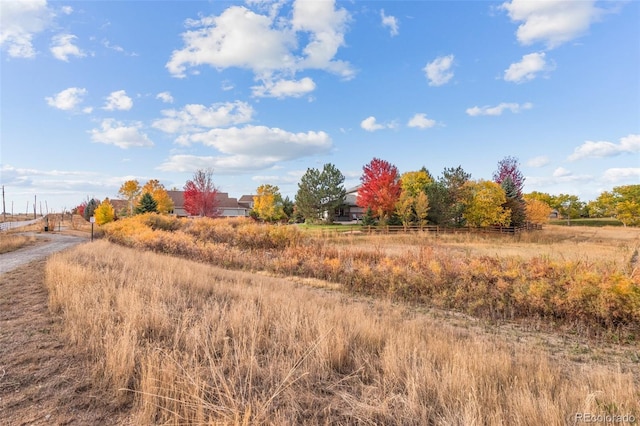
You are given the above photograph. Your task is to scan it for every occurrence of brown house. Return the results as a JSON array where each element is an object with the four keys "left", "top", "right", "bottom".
[{"left": 167, "top": 191, "right": 255, "bottom": 217}]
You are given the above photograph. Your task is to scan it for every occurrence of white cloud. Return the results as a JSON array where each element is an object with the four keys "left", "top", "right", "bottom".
[
  {"left": 50, "top": 33, "right": 85, "bottom": 61},
  {"left": 501, "top": 0, "right": 603, "bottom": 49},
  {"left": 45, "top": 87, "right": 87, "bottom": 111},
  {"left": 153, "top": 101, "right": 254, "bottom": 134},
  {"left": 504, "top": 52, "right": 548, "bottom": 83},
  {"left": 552, "top": 167, "right": 571, "bottom": 177},
  {"left": 526, "top": 155, "right": 550, "bottom": 168},
  {"left": 89, "top": 119, "right": 154, "bottom": 149},
  {"left": 0, "top": 0, "right": 53, "bottom": 58},
  {"left": 159, "top": 125, "right": 332, "bottom": 173},
  {"left": 424, "top": 54, "right": 454, "bottom": 87},
  {"left": 466, "top": 102, "right": 532, "bottom": 116},
  {"left": 380, "top": 9, "right": 399, "bottom": 37},
  {"left": 568, "top": 134, "right": 640, "bottom": 161},
  {"left": 602, "top": 168, "right": 640, "bottom": 183},
  {"left": 252, "top": 77, "right": 316, "bottom": 98},
  {"left": 61, "top": 6, "right": 73, "bottom": 15},
  {"left": 103, "top": 90, "right": 133, "bottom": 111},
  {"left": 361, "top": 116, "right": 390, "bottom": 132},
  {"left": 166, "top": 1, "right": 353, "bottom": 84},
  {"left": 407, "top": 113, "right": 436, "bottom": 129},
  {"left": 156, "top": 91, "right": 174, "bottom": 103},
  {"left": 291, "top": 0, "right": 352, "bottom": 77}
]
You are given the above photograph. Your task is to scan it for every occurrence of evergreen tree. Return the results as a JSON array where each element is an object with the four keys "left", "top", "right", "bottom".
[
  {"left": 500, "top": 176, "right": 526, "bottom": 226},
  {"left": 295, "top": 163, "right": 346, "bottom": 223},
  {"left": 83, "top": 198, "right": 99, "bottom": 221},
  {"left": 136, "top": 192, "right": 158, "bottom": 214},
  {"left": 439, "top": 166, "right": 471, "bottom": 226}
]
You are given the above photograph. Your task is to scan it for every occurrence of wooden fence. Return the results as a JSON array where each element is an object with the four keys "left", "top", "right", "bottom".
[
  {"left": 363, "top": 223, "right": 542, "bottom": 235},
  {"left": 309, "top": 223, "right": 543, "bottom": 237}
]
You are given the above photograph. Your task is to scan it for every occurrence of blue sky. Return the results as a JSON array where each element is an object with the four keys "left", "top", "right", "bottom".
[{"left": 1, "top": 0, "right": 638, "bottom": 213}]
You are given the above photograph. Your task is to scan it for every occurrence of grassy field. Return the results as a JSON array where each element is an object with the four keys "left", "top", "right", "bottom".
[
  {"left": 98, "top": 215, "right": 640, "bottom": 336},
  {"left": 0, "top": 233, "right": 37, "bottom": 253},
  {"left": 46, "top": 240, "right": 639, "bottom": 425}
]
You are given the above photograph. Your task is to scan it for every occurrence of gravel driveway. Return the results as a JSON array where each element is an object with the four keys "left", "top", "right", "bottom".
[{"left": 0, "top": 233, "right": 88, "bottom": 275}]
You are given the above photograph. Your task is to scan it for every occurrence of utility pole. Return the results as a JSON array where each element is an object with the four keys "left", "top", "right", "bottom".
[
  {"left": 2, "top": 185, "right": 5, "bottom": 221},
  {"left": 34, "top": 195, "right": 37, "bottom": 219}
]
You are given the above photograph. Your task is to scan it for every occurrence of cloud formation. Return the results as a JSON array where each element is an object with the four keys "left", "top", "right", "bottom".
[
  {"left": 103, "top": 90, "right": 133, "bottom": 111},
  {"left": 156, "top": 92, "right": 174, "bottom": 104},
  {"left": 380, "top": 10, "right": 399, "bottom": 36},
  {"left": 568, "top": 134, "right": 640, "bottom": 161},
  {"left": 50, "top": 33, "right": 85, "bottom": 61},
  {"left": 153, "top": 101, "right": 254, "bottom": 134},
  {"left": 424, "top": 54, "right": 454, "bottom": 86},
  {"left": 602, "top": 168, "right": 640, "bottom": 183},
  {"left": 90, "top": 119, "right": 154, "bottom": 149},
  {"left": 0, "top": 0, "right": 53, "bottom": 58},
  {"left": 166, "top": 1, "right": 353, "bottom": 84},
  {"left": 504, "top": 52, "right": 548, "bottom": 83},
  {"left": 501, "top": 0, "right": 603, "bottom": 48},
  {"left": 158, "top": 126, "right": 332, "bottom": 173},
  {"left": 45, "top": 87, "right": 87, "bottom": 111},
  {"left": 526, "top": 155, "right": 550, "bottom": 168},
  {"left": 407, "top": 113, "right": 436, "bottom": 129},
  {"left": 361, "top": 116, "right": 396, "bottom": 132},
  {"left": 466, "top": 102, "right": 532, "bottom": 116},
  {"left": 252, "top": 77, "right": 316, "bottom": 98}
]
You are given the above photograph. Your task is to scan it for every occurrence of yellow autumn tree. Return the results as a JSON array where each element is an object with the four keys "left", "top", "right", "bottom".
[
  {"left": 525, "top": 198, "right": 552, "bottom": 224},
  {"left": 118, "top": 179, "right": 141, "bottom": 216},
  {"left": 94, "top": 198, "right": 115, "bottom": 225},
  {"left": 400, "top": 169, "right": 433, "bottom": 197},
  {"left": 463, "top": 180, "right": 510, "bottom": 227},
  {"left": 253, "top": 184, "right": 285, "bottom": 222},
  {"left": 395, "top": 191, "right": 414, "bottom": 230},
  {"left": 142, "top": 179, "right": 174, "bottom": 214}
]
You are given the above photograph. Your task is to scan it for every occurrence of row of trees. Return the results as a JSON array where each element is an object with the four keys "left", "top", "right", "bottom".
[
  {"left": 73, "top": 179, "right": 175, "bottom": 225},
  {"left": 291, "top": 157, "right": 637, "bottom": 227},
  {"left": 74, "top": 159, "right": 638, "bottom": 228}
]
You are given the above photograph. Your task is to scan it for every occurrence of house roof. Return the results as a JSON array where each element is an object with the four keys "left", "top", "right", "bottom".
[
  {"left": 167, "top": 190, "right": 184, "bottom": 207},
  {"left": 167, "top": 190, "right": 248, "bottom": 211}
]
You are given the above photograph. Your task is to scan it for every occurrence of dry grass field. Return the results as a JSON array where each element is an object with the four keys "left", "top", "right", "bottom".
[
  {"left": 0, "top": 233, "right": 38, "bottom": 254},
  {"left": 45, "top": 240, "right": 639, "bottom": 425}
]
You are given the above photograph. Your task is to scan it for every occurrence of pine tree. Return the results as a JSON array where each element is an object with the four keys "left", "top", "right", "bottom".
[{"left": 136, "top": 192, "right": 158, "bottom": 214}]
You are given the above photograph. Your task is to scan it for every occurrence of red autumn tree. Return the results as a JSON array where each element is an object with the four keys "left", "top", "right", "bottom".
[
  {"left": 357, "top": 158, "right": 402, "bottom": 222},
  {"left": 183, "top": 168, "right": 219, "bottom": 217}
]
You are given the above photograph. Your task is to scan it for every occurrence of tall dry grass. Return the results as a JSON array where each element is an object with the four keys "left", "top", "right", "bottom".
[
  {"left": 46, "top": 241, "right": 639, "bottom": 425},
  {"left": 100, "top": 215, "right": 640, "bottom": 334},
  {"left": 0, "top": 233, "right": 37, "bottom": 253}
]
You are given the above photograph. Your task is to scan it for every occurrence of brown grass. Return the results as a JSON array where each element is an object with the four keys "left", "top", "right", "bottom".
[
  {"left": 100, "top": 215, "right": 640, "bottom": 334},
  {"left": 0, "top": 233, "right": 37, "bottom": 253},
  {"left": 46, "top": 241, "right": 639, "bottom": 425}
]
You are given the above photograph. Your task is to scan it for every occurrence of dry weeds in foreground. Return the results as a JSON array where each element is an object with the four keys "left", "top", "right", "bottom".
[
  {"left": 0, "top": 233, "right": 37, "bottom": 254},
  {"left": 46, "top": 241, "right": 639, "bottom": 425}
]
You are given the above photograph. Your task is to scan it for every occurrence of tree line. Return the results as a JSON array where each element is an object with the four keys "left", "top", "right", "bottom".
[{"left": 74, "top": 158, "right": 639, "bottom": 227}]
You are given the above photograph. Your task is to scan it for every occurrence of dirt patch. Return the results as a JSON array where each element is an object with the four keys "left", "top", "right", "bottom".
[{"left": 0, "top": 259, "right": 132, "bottom": 425}]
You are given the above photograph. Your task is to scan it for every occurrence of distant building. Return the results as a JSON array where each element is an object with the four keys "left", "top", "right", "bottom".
[
  {"left": 334, "top": 185, "right": 364, "bottom": 221},
  {"left": 166, "top": 191, "right": 255, "bottom": 217}
]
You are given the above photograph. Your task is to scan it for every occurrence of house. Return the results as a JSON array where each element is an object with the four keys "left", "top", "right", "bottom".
[
  {"left": 238, "top": 195, "right": 256, "bottom": 210},
  {"left": 109, "top": 199, "right": 130, "bottom": 217},
  {"left": 166, "top": 191, "right": 254, "bottom": 217},
  {"left": 333, "top": 185, "right": 364, "bottom": 221}
]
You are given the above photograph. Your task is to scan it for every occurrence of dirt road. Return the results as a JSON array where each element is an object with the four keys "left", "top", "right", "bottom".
[
  {"left": 0, "top": 235, "right": 132, "bottom": 425},
  {"left": 0, "top": 233, "right": 87, "bottom": 275}
]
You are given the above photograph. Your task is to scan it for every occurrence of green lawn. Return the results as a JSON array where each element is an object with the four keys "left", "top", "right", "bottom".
[{"left": 548, "top": 218, "right": 623, "bottom": 227}]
